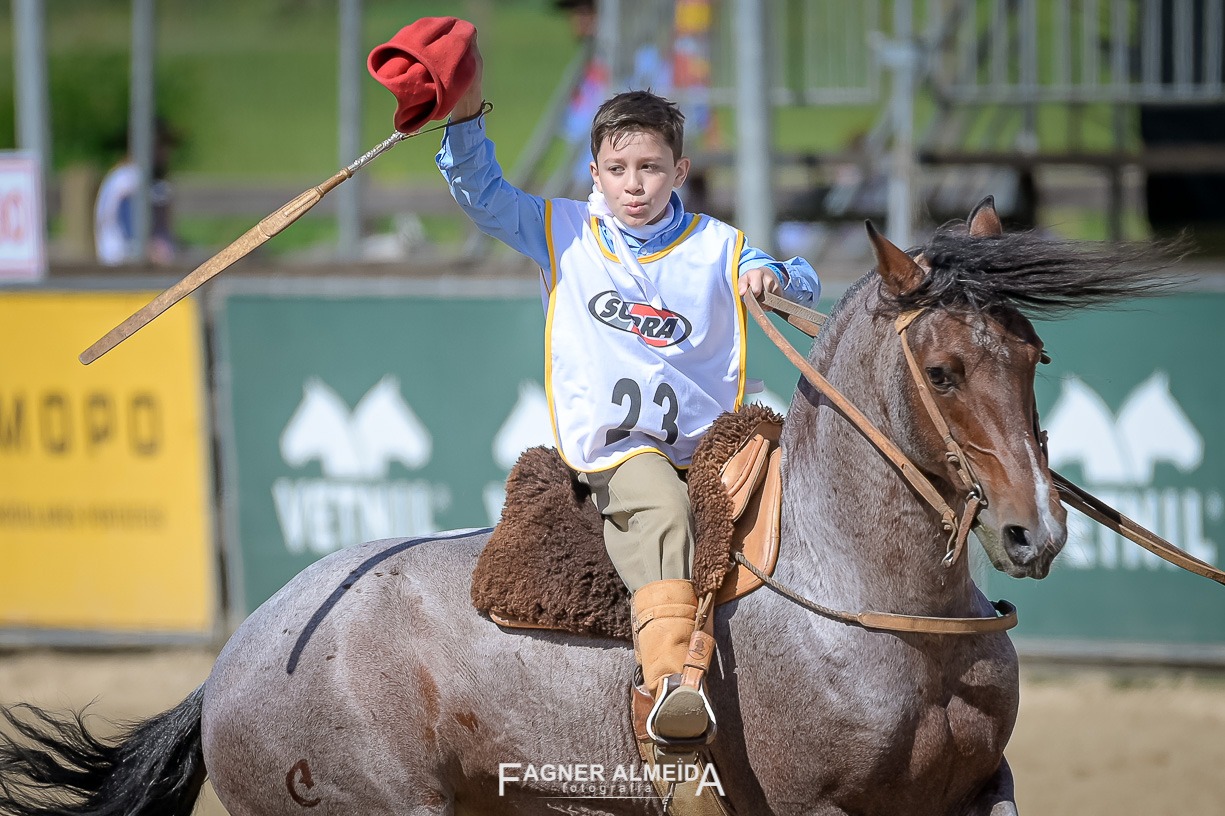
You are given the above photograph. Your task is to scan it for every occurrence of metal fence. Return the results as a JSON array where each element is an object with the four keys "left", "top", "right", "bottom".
[
  {"left": 515, "top": 0, "right": 1225, "bottom": 253},
  {"left": 699, "top": 0, "right": 1225, "bottom": 244},
  {"left": 930, "top": 0, "right": 1225, "bottom": 104},
  {"left": 703, "top": 0, "right": 1225, "bottom": 108},
  {"left": 708, "top": 0, "right": 884, "bottom": 106}
]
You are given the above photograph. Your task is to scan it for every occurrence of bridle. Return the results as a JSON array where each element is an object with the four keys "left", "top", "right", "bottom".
[
  {"left": 894, "top": 308, "right": 987, "bottom": 568},
  {"left": 747, "top": 296, "right": 988, "bottom": 566},
  {"left": 740, "top": 291, "right": 1225, "bottom": 635}
]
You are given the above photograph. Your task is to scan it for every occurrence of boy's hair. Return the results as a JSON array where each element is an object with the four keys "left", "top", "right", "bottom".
[{"left": 589, "top": 91, "right": 685, "bottom": 162}]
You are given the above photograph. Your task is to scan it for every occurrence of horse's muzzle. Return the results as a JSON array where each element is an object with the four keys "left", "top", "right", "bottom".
[{"left": 999, "top": 520, "right": 1066, "bottom": 579}]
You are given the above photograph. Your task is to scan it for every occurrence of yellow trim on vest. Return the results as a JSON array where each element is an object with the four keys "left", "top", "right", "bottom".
[
  {"left": 589, "top": 214, "right": 704, "bottom": 265},
  {"left": 543, "top": 280, "right": 565, "bottom": 456},
  {"left": 732, "top": 230, "right": 748, "bottom": 410},
  {"left": 543, "top": 199, "right": 564, "bottom": 452},
  {"left": 563, "top": 443, "right": 691, "bottom": 475},
  {"left": 544, "top": 199, "right": 559, "bottom": 290}
]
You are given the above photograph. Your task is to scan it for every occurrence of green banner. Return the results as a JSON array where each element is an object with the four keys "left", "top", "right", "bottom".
[
  {"left": 987, "top": 294, "right": 1225, "bottom": 652},
  {"left": 214, "top": 284, "right": 809, "bottom": 616},
  {"left": 215, "top": 284, "right": 1224, "bottom": 654}
]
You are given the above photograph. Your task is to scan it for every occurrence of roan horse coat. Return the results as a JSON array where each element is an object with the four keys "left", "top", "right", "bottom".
[{"left": 1, "top": 200, "right": 1173, "bottom": 815}]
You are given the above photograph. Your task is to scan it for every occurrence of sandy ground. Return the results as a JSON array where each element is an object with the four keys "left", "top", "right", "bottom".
[{"left": 0, "top": 648, "right": 1222, "bottom": 815}]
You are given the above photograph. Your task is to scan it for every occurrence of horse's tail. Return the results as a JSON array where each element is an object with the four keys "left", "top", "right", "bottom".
[{"left": 0, "top": 684, "right": 207, "bottom": 816}]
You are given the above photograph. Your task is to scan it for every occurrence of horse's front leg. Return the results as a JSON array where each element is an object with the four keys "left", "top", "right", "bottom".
[{"left": 960, "top": 757, "right": 1019, "bottom": 816}]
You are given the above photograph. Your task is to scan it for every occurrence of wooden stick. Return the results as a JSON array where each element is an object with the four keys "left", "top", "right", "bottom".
[
  {"left": 77, "top": 122, "right": 428, "bottom": 365},
  {"left": 79, "top": 170, "right": 353, "bottom": 365}
]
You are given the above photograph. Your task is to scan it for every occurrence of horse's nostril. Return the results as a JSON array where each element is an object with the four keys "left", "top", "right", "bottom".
[{"left": 1003, "top": 525, "right": 1036, "bottom": 564}]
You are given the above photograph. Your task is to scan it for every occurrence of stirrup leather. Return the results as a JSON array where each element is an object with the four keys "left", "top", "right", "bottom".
[{"left": 646, "top": 674, "right": 718, "bottom": 748}]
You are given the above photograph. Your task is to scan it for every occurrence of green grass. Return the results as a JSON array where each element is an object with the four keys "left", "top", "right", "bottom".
[
  {"left": 0, "top": 0, "right": 1164, "bottom": 251},
  {"left": 1043, "top": 206, "right": 1152, "bottom": 242},
  {"left": 174, "top": 213, "right": 338, "bottom": 258},
  {"left": 0, "top": 0, "right": 580, "bottom": 182},
  {"left": 171, "top": 210, "right": 473, "bottom": 259},
  {"left": 0, "top": 0, "right": 1145, "bottom": 179}
]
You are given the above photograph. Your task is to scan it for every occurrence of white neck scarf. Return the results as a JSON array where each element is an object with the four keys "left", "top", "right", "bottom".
[{"left": 587, "top": 187, "right": 668, "bottom": 307}]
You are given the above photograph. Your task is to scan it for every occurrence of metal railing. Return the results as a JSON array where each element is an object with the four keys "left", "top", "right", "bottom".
[
  {"left": 511, "top": 0, "right": 1225, "bottom": 256},
  {"left": 703, "top": 0, "right": 1225, "bottom": 109},
  {"left": 930, "top": 0, "right": 1225, "bottom": 104}
]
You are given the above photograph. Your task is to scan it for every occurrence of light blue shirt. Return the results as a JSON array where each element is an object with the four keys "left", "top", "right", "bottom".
[{"left": 436, "top": 117, "right": 820, "bottom": 304}]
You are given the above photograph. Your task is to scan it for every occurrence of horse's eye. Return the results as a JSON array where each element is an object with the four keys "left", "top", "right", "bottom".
[{"left": 925, "top": 366, "right": 955, "bottom": 391}]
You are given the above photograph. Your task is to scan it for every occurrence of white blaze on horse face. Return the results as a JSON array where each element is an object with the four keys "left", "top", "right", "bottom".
[{"left": 1025, "top": 435, "right": 1064, "bottom": 553}]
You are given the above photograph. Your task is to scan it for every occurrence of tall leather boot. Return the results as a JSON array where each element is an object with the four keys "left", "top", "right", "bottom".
[{"left": 631, "top": 579, "right": 715, "bottom": 744}]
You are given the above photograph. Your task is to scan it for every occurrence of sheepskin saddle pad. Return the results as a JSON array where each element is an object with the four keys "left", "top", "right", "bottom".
[{"left": 470, "top": 403, "right": 783, "bottom": 640}]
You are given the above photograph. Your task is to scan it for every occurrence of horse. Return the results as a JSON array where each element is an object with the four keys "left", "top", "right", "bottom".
[{"left": 0, "top": 199, "right": 1170, "bottom": 816}]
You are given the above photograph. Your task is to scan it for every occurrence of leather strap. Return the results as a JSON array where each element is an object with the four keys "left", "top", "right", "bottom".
[
  {"left": 756, "top": 293, "right": 1225, "bottom": 590},
  {"left": 744, "top": 295, "right": 962, "bottom": 536},
  {"left": 895, "top": 309, "right": 987, "bottom": 565},
  {"left": 720, "top": 431, "right": 772, "bottom": 521},
  {"left": 1052, "top": 470, "right": 1225, "bottom": 585},
  {"left": 762, "top": 291, "right": 826, "bottom": 336},
  {"left": 744, "top": 295, "right": 1018, "bottom": 634},
  {"left": 895, "top": 310, "right": 983, "bottom": 500},
  {"left": 734, "top": 551, "right": 1017, "bottom": 634}
]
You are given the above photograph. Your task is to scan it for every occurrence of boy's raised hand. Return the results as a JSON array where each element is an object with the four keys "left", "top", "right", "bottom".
[
  {"left": 739, "top": 265, "right": 782, "bottom": 307},
  {"left": 451, "top": 35, "right": 485, "bottom": 120}
]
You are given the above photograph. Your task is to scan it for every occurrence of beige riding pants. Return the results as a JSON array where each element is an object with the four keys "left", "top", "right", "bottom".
[{"left": 578, "top": 451, "right": 694, "bottom": 592}]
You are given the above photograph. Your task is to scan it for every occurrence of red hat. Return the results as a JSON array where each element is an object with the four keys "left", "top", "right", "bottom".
[{"left": 367, "top": 17, "right": 478, "bottom": 134}]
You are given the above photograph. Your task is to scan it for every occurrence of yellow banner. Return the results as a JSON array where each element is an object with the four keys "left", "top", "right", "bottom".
[{"left": 0, "top": 292, "right": 214, "bottom": 633}]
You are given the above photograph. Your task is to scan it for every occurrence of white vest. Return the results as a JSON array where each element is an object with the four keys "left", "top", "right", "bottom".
[{"left": 544, "top": 198, "right": 747, "bottom": 472}]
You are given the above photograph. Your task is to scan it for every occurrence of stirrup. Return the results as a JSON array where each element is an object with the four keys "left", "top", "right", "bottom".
[{"left": 645, "top": 674, "right": 717, "bottom": 748}]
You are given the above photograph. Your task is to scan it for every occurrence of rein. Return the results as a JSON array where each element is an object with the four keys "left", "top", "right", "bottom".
[
  {"left": 747, "top": 295, "right": 981, "bottom": 559},
  {"left": 742, "top": 291, "right": 1225, "bottom": 635},
  {"left": 1051, "top": 471, "right": 1225, "bottom": 585},
  {"left": 733, "top": 552, "right": 1017, "bottom": 634},
  {"left": 895, "top": 309, "right": 987, "bottom": 567},
  {"left": 745, "top": 293, "right": 1008, "bottom": 634}
]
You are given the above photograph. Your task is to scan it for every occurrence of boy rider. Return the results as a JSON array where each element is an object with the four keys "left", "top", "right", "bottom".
[{"left": 437, "top": 37, "right": 819, "bottom": 744}]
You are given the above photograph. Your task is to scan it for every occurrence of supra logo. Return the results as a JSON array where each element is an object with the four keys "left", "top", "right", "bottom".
[{"left": 588, "top": 291, "right": 692, "bottom": 348}]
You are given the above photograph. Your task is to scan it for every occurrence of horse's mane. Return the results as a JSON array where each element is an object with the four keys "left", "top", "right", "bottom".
[{"left": 882, "top": 228, "right": 1180, "bottom": 318}]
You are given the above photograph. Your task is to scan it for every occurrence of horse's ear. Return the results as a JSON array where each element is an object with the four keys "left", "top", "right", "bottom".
[
  {"left": 865, "top": 220, "right": 924, "bottom": 296},
  {"left": 968, "top": 195, "right": 1003, "bottom": 237}
]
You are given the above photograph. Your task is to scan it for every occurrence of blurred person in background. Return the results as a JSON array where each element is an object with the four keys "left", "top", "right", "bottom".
[{"left": 94, "top": 119, "right": 178, "bottom": 266}]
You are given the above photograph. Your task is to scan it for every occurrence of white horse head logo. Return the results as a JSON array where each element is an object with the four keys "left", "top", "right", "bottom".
[
  {"left": 279, "top": 376, "right": 432, "bottom": 479},
  {"left": 1046, "top": 372, "right": 1202, "bottom": 484}
]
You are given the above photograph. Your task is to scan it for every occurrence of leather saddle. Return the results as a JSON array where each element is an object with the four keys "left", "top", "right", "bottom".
[{"left": 470, "top": 404, "right": 784, "bottom": 640}]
